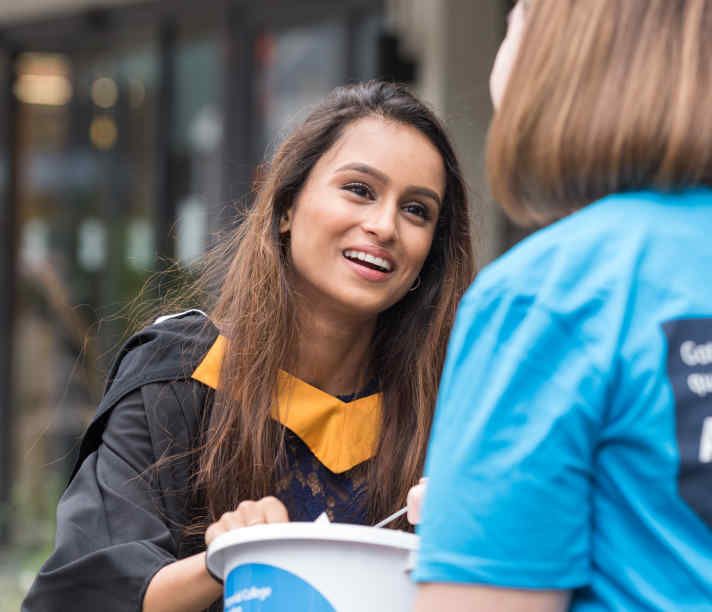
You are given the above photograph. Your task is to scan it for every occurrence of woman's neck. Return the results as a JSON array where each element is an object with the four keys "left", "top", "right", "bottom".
[{"left": 291, "top": 304, "right": 376, "bottom": 398}]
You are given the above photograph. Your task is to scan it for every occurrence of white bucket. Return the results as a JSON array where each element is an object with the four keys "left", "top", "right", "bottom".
[{"left": 206, "top": 522, "right": 419, "bottom": 611}]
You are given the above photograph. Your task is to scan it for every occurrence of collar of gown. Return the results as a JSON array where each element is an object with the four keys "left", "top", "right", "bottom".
[{"left": 191, "top": 335, "right": 382, "bottom": 473}]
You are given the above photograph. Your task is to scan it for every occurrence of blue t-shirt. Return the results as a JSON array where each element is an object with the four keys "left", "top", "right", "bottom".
[{"left": 415, "top": 189, "right": 712, "bottom": 610}]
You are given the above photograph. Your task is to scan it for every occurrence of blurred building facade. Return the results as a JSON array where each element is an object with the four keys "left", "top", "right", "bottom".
[{"left": 0, "top": 0, "right": 512, "bottom": 548}]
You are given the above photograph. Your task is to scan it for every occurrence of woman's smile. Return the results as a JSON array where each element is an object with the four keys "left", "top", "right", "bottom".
[{"left": 343, "top": 246, "right": 395, "bottom": 281}]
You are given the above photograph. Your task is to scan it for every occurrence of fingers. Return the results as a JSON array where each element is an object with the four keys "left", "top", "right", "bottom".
[
  {"left": 236, "top": 500, "right": 262, "bottom": 526},
  {"left": 204, "top": 496, "right": 290, "bottom": 547},
  {"left": 261, "top": 496, "right": 289, "bottom": 523},
  {"left": 237, "top": 497, "right": 289, "bottom": 525},
  {"left": 407, "top": 481, "right": 428, "bottom": 525},
  {"left": 205, "top": 519, "right": 227, "bottom": 547},
  {"left": 222, "top": 510, "right": 247, "bottom": 530},
  {"left": 205, "top": 510, "right": 244, "bottom": 546}
]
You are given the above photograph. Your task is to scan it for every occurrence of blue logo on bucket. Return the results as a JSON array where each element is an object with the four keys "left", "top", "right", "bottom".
[{"left": 224, "top": 563, "right": 336, "bottom": 611}]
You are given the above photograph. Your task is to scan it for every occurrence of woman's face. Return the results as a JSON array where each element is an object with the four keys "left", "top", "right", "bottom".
[
  {"left": 282, "top": 116, "right": 445, "bottom": 321},
  {"left": 490, "top": 0, "right": 529, "bottom": 109}
]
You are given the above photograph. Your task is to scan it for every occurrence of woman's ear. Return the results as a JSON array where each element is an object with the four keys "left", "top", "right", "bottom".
[{"left": 279, "top": 208, "right": 292, "bottom": 234}]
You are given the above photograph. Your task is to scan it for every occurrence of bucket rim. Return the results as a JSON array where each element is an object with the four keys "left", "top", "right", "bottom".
[{"left": 206, "top": 522, "right": 419, "bottom": 580}]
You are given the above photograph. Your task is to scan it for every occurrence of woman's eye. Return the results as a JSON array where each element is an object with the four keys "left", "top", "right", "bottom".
[
  {"left": 343, "top": 182, "right": 374, "bottom": 199},
  {"left": 403, "top": 203, "right": 430, "bottom": 220}
]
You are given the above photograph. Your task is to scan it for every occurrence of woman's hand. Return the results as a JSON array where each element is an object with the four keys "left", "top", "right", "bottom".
[
  {"left": 145, "top": 497, "right": 288, "bottom": 612},
  {"left": 407, "top": 478, "right": 428, "bottom": 525},
  {"left": 204, "top": 496, "right": 289, "bottom": 547}
]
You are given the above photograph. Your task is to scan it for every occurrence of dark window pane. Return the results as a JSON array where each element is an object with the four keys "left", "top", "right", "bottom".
[
  {"left": 255, "top": 21, "right": 347, "bottom": 158},
  {"left": 173, "top": 29, "right": 223, "bottom": 264}
]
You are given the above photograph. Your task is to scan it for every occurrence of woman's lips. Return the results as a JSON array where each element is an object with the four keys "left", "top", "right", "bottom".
[
  {"left": 342, "top": 253, "right": 393, "bottom": 281},
  {"left": 343, "top": 248, "right": 393, "bottom": 272}
]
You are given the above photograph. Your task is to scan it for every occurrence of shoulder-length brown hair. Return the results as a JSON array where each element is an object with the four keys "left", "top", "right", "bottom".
[
  {"left": 193, "top": 81, "right": 474, "bottom": 529},
  {"left": 487, "top": 0, "right": 712, "bottom": 226}
]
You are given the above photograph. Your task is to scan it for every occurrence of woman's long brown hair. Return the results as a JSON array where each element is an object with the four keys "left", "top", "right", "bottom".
[
  {"left": 191, "top": 81, "right": 474, "bottom": 530},
  {"left": 487, "top": 0, "right": 712, "bottom": 226}
]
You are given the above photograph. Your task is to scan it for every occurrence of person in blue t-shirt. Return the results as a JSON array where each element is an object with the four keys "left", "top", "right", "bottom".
[{"left": 412, "top": 1, "right": 712, "bottom": 610}]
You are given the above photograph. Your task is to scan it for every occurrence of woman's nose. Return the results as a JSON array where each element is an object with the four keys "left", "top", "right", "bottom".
[{"left": 361, "top": 202, "right": 398, "bottom": 242}]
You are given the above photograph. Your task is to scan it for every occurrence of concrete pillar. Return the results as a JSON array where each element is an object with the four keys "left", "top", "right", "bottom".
[{"left": 387, "top": 0, "right": 507, "bottom": 265}]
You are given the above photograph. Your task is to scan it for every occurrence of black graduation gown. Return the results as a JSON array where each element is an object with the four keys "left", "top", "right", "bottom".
[
  {"left": 23, "top": 309, "right": 373, "bottom": 611},
  {"left": 22, "top": 311, "right": 219, "bottom": 611}
]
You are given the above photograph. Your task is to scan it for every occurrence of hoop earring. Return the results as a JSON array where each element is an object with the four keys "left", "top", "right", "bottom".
[{"left": 409, "top": 276, "right": 421, "bottom": 292}]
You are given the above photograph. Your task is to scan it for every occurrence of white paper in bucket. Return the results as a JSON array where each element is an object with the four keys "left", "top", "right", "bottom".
[{"left": 207, "top": 522, "right": 419, "bottom": 612}]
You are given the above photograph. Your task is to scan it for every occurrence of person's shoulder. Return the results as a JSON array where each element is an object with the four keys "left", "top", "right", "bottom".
[
  {"left": 69, "top": 310, "right": 218, "bottom": 483},
  {"left": 107, "top": 309, "right": 219, "bottom": 391},
  {"left": 134, "top": 308, "right": 216, "bottom": 352},
  {"left": 468, "top": 192, "right": 661, "bottom": 307}
]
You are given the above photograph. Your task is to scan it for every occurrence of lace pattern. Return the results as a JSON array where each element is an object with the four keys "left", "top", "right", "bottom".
[{"left": 274, "top": 430, "right": 369, "bottom": 524}]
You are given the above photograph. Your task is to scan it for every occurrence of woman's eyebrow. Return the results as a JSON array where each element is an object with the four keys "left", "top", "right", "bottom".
[
  {"left": 335, "top": 162, "right": 389, "bottom": 183},
  {"left": 335, "top": 162, "right": 442, "bottom": 207},
  {"left": 409, "top": 186, "right": 442, "bottom": 208}
]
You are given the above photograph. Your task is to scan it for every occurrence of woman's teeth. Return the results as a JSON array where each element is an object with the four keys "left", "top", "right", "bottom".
[{"left": 344, "top": 250, "right": 392, "bottom": 272}]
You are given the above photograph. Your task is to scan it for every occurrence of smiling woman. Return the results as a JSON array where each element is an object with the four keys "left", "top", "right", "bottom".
[{"left": 23, "top": 81, "right": 475, "bottom": 612}]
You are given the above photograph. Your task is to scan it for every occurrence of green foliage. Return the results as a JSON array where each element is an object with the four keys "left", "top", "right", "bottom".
[
  {"left": 0, "top": 542, "right": 53, "bottom": 611},
  {"left": 0, "top": 471, "right": 63, "bottom": 609}
]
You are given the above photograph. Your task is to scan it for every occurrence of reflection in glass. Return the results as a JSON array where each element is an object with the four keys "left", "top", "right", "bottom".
[
  {"left": 177, "top": 196, "right": 208, "bottom": 265},
  {"left": 126, "top": 217, "right": 154, "bottom": 272},
  {"left": 173, "top": 33, "right": 223, "bottom": 255},
  {"left": 77, "top": 218, "right": 106, "bottom": 271},
  {"left": 13, "top": 53, "right": 73, "bottom": 107},
  {"left": 255, "top": 21, "right": 346, "bottom": 158}
]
